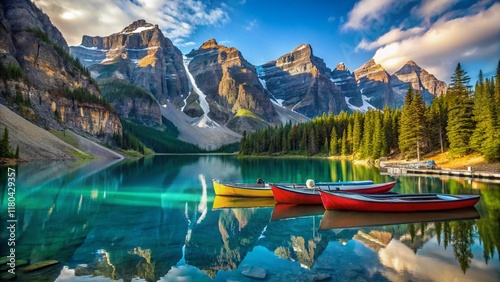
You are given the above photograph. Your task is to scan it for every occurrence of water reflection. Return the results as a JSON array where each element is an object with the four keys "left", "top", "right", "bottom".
[{"left": 0, "top": 156, "right": 499, "bottom": 281}]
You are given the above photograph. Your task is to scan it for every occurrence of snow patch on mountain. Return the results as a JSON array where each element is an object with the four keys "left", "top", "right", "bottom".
[
  {"left": 183, "top": 55, "right": 218, "bottom": 128},
  {"left": 345, "top": 95, "right": 376, "bottom": 112},
  {"left": 121, "top": 25, "right": 155, "bottom": 34}
]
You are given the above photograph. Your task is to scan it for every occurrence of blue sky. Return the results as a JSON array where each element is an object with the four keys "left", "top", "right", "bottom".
[{"left": 34, "top": 0, "right": 500, "bottom": 84}]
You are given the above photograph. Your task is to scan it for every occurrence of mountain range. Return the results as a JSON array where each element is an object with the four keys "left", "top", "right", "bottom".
[{"left": 0, "top": 0, "right": 447, "bottom": 155}]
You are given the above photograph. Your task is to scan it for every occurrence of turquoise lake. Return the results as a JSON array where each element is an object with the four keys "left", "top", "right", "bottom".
[{"left": 1, "top": 155, "right": 499, "bottom": 281}]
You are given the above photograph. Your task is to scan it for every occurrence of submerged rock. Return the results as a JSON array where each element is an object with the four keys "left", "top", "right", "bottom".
[
  {"left": 21, "top": 260, "right": 59, "bottom": 272},
  {"left": 241, "top": 265, "right": 266, "bottom": 279},
  {"left": 311, "top": 273, "right": 331, "bottom": 281}
]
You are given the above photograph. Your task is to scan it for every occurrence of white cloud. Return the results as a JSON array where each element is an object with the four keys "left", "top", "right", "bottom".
[
  {"left": 176, "top": 41, "right": 196, "bottom": 47},
  {"left": 414, "top": 0, "right": 459, "bottom": 21},
  {"left": 356, "top": 26, "right": 425, "bottom": 51},
  {"left": 32, "top": 0, "right": 230, "bottom": 46},
  {"left": 372, "top": 3, "right": 500, "bottom": 81},
  {"left": 342, "top": 0, "right": 399, "bottom": 30}
]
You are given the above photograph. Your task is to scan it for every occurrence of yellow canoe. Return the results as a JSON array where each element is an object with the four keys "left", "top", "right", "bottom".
[
  {"left": 212, "top": 196, "right": 276, "bottom": 209},
  {"left": 212, "top": 179, "right": 274, "bottom": 197}
]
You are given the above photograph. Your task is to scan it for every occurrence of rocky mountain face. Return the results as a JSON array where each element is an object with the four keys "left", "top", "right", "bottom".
[
  {"left": 98, "top": 79, "right": 162, "bottom": 126},
  {"left": 353, "top": 59, "right": 395, "bottom": 109},
  {"left": 185, "top": 39, "right": 280, "bottom": 131},
  {"left": 391, "top": 60, "right": 448, "bottom": 104},
  {"left": 0, "top": 0, "right": 121, "bottom": 141},
  {"left": 258, "top": 44, "right": 348, "bottom": 117},
  {"left": 70, "top": 19, "right": 190, "bottom": 124},
  {"left": 331, "top": 63, "right": 363, "bottom": 108}
]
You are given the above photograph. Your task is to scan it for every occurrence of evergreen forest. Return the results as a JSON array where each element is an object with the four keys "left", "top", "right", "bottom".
[{"left": 240, "top": 61, "right": 500, "bottom": 163}]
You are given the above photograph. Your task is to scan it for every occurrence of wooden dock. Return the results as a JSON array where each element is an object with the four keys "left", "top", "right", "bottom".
[{"left": 380, "top": 165, "right": 500, "bottom": 182}]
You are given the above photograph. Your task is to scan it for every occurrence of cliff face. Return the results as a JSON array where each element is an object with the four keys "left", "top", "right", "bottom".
[
  {"left": 98, "top": 79, "right": 162, "bottom": 126},
  {"left": 258, "top": 44, "right": 347, "bottom": 117},
  {"left": 70, "top": 20, "right": 190, "bottom": 107},
  {"left": 331, "top": 62, "right": 363, "bottom": 107},
  {"left": 0, "top": 0, "right": 121, "bottom": 140},
  {"left": 353, "top": 59, "right": 394, "bottom": 109},
  {"left": 391, "top": 60, "right": 448, "bottom": 104},
  {"left": 185, "top": 39, "right": 279, "bottom": 129}
]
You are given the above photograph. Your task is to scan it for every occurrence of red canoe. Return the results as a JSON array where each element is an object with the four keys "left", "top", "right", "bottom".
[
  {"left": 319, "top": 191, "right": 480, "bottom": 212},
  {"left": 270, "top": 181, "right": 397, "bottom": 205}
]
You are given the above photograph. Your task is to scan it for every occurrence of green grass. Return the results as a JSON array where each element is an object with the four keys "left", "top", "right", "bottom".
[
  {"left": 235, "top": 109, "right": 266, "bottom": 122},
  {"left": 50, "top": 129, "right": 78, "bottom": 147},
  {"left": 50, "top": 130, "right": 95, "bottom": 159}
]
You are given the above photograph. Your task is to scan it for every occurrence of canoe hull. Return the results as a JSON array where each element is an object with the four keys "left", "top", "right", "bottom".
[
  {"left": 271, "top": 185, "right": 323, "bottom": 205},
  {"left": 320, "top": 192, "right": 480, "bottom": 212},
  {"left": 271, "top": 181, "right": 397, "bottom": 205},
  {"left": 213, "top": 179, "right": 273, "bottom": 197}
]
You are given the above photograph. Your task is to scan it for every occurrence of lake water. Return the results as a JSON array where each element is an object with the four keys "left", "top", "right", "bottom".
[{"left": 1, "top": 155, "right": 499, "bottom": 281}]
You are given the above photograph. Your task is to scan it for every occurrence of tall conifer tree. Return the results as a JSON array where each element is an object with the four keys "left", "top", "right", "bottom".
[
  {"left": 352, "top": 111, "right": 363, "bottom": 155},
  {"left": 329, "top": 126, "right": 338, "bottom": 155},
  {"left": 446, "top": 63, "right": 474, "bottom": 156},
  {"left": 361, "top": 110, "right": 375, "bottom": 159},
  {"left": 410, "top": 91, "right": 427, "bottom": 160},
  {"left": 341, "top": 130, "right": 348, "bottom": 156},
  {"left": 428, "top": 96, "right": 448, "bottom": 153},
  {"left": 399, "top": 86, "right": 415, "bottom": 158},
  {"left": 470, "top": 70, "right": 490, "bottom": 152}
]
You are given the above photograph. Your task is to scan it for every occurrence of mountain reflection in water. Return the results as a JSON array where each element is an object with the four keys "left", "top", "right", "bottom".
[{"left": 0, "top": 155, "right": 498, "bottom": 281}]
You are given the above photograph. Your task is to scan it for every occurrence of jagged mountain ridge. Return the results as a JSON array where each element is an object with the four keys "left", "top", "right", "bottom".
[
  {"left": 70, "top": 19, "right": 189, "bottom": 108},
  {"left": 71, "top": 19, "right": 446, "bottom": 124},
  {"left": 71, "top": 23, "right": 294, "bottom": 137},
  {"left": 332, "top": 62, "right": 364, "bottom": 108},
  {"left": 258, "top": 44, "right": 349, "bottom": 117},
  {"left": 58, "top": 16, "right": 447, "bottom": 149},
  {"left": 353, "top": 59, "right": 395, "bottom": 109},
  {"left": 391, "top": 60, "right": 447, "bottom": 104},
  {"left": 184, "top": 39, "right": 280, "bottom": 132},
  {"left": 0, "top": 0, "right": 122, "bottom": 143}
]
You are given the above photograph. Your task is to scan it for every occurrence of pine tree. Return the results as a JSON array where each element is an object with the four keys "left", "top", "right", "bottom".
[
  {"left": 399, "top": 86, "right": 416, "bottom": 159},
  {"left": 428, "top": 95, "right": 448, "bottom": 153},
  {"left": 361, "top": 110, "right": 375, "bottom": 159},
  {"left": 371, "top": 111, "right": 384, "bottom": 159},
  {"left": 290, "top": 125, "right": 299, "bottom": 151},
  {"left": 282, "top": 129, "right": 289, "bottom": 153},
  {"left": 470, "top": 70, "right": 490, "bottom": 152},
  {"left": 411, "top": 91, "right": 427, "bottom": 160},
  {"left": 329, "top": 126, "right": 338, "bottom": 155},
  {"left": 341, "top": 130, "right": 348, "bottom": 156},
  {"left": 382, "top": 106, "right": 392, "bottom": 156},
  {"left": 0, "top": 127, "right": 7, "bottom": 157},
  {"left": 299, "top": 128, "right": 307, "bottom": 152},
  {"left": 309, "top": 128, "right": 318, "bottom": 155},
  {"left": 352, "top": 111, "right": 363, "bottom": 155},
  {"left": 0, "top": 127, "right": 11, "bottom": 158},
  {"left": 322, "top": 137, "right": 329, "bottom": 155},
  {"left": 474, "top": 68, "right": 500, "bottom": 162},
  {"left": 494, "top": 61, "right": 500, "bottom": 118},
  {"left": 240, "top": 131, "right": 249, "bottom": 155},
  {"left": 446, "top": 63, "right": 474, "bottom": 157},
  {"left": 346, "top": 122, "right": 353, "bottom": 154}
]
